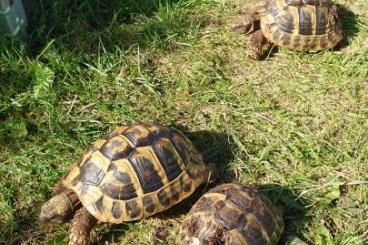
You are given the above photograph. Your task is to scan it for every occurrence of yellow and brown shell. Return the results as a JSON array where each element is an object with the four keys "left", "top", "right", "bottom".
[
  {"left": 61, "top": 123, "right": 214, "bottom": 223},
  {"left": 261, "top": 0, "right": 343, "bottom": 51},
  {"left": 178, "top": 183, "right": 284, "bottom": 245}
]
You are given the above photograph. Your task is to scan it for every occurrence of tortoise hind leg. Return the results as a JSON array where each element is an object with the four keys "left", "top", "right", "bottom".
[
  {"left": 249, "top": 30, "right": 269, "bottom": 60},
  {"left": 69, "top": 207, "right": 98, "bottom": 245}
]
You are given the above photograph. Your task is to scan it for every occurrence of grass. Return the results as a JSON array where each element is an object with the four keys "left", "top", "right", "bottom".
[{"left": 0, "top": 0, "right": 367, "bottom": 244}]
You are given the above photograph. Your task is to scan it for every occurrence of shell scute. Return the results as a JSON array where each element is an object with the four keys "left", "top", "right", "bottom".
[
  {"left": 107, "top": 126, "right": 128, "bottom": 139},
  {"left": 227, "top": 192, "right": 253, "bottom": 213},
  {"left": 111, "top": 166, "right": 132, "bottom": 184},
  {"left": 315, "top": 8, "right": 328, "bottom": 34},
  {"left": 190, "top": 196, "right": 214, "bottom": 213},
  {"left": 100, "top": 179, "right": 137, "bottom": 200},
  {"left": 319, "top": 35, "right": 328, "bottom": 49},
  {"left": 79, "top": 153, "right": 109, "bottom": 186},
  {"left": 227, "top": 229, "right": 247, "bottom": 245},
  {"left": 170, "top": 180, "right": 182, "bottom": 202},
  {"left": 298, "top": 6, "right": 314, "bottom": 35},
  {"left": 143, "top": 195, "right": 156, "bottom": 213},
  {"left": 125, "top": 200, "right": 141, "bottom": 219},
  {"left": 170, "top": 131, "right": 192, "bottom": 166},
  {"left": 179, "top": 174, "right": 192, "bottom": 192},
  {"left": 99, "top": 136, "right": 133, "bottom": 160},
  {"left": 276, "top": 9, "right": 296, "bottom": 34},
  {"left": 235, "top": 213, "right": 248, "bottom": 229},
  {"left": 112, "top": 201, "right": 123, "bottom": 219},
  {"left": 254, "top": 208, "right": 277, "bottom": 236},
  {"left": 214, "top": 204, "right": 240, "bottom": 230},
  {"left": 265, "top": 0, "right": 284, "bottom": 17},
  {"left": 153, "top": 137, "right": 184, "bottom": 181},
  {"left": 95, "top": 196, "right": 104, "bottom": 212},
  {"left": 123, "top": 124, "right": 152, "bottom": 147},
  {"left": 285, "top": 0, "right": 312, "bottom": 6},
  {"left": 128, "top": 147, "right": 165, "bottom": 194},
  {"left": 157, "top": 188, "right": 171, "bottom": 207},
  {"left": 239, "top": 221, "right": 265, "bottom": 244}
]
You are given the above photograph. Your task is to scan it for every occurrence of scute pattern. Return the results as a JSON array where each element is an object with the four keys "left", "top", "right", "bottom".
[
  {"left": 128, "top": 148, "right": 165, "bottom": 194},
  {"left": 261, "top": 0, "right": 342, "bottom": 51},
  {"left": 112, "top": 201, "right": 122, "bottom": 219},
  {"left": 143, "top": 196, "right": 156, "bottom": 213},
  {"left": 125, "top": 200, "right": 141, "bottom": 219},
  {"left": 298, "top": 6, "right": 314, "bottom": 35},
  {"left": 276, "top": 9, "right": 296, "bottom": 34},
  {"left": 79, "top": 155, "right": 107, "bottom": 186},
  {"left": 62, "top": 123, "right": 212, "bottom": 223},
  {"left": 99, "top": 136, "right": 133, "bottom": 160},
  {"left": 178, "top": 184, "right": 284, "bottom": 245},
  {"left": 157, "top": 189, "right": 171, "bottom": 206},
  {"left": 153, "top": 138, "right": 183, "bottom": 181},
  {"left": 123, "top": 125, "right": 152, "bottom": 147}
]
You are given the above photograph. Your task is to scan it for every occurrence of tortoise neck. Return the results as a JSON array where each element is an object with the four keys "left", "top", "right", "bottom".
[
  {"left": 54, "top": 181, "right": 82, "bottom": 212},
  {"left": 64, "top": 188, "right": 82, "bottom": 212}
]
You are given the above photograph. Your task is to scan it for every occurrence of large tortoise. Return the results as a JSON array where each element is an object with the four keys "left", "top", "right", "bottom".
[
  {"left": 39, "top": 123, "right": 217, "bottom": 245},
  {"left": 178, "top": 183, "right": 284, "bottom": 245},
  {"left": 231, "top": 0, "right": 343, "bottom": 59}
]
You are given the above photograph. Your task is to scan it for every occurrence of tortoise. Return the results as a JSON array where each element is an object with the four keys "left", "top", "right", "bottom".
[
  {"left": 231, "top": 0, "right": 343, "bottom": 59},
  {"left": 39, "top": 123, "right": 217, "bottom": 245},
  {"left": 178, "top": 183, "right": 284, "bottom": 245}
]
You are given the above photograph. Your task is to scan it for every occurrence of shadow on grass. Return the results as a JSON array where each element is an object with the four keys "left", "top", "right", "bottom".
[
  {"left": 258, "top": 184, "right": 310, "bottom": 244},
  {"left": 165, "top": 128, "right": 237, "bottom": 213},
  {"left": 186, "top": 129, "right": 236, "bottom": 181},
  {"left": 336, "top": 4, "right": 360, "bottom": 49},
  {"left": 25, "top": 0, "right": 194, "bottom": 56}
]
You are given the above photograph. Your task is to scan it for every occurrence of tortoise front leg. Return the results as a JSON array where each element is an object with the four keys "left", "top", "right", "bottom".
[
  {"left": 249, "top": 29, "right": 269, "bottom": 59},
  {"left": 69, "top": 207, "right": 98, "bottom": 245}
]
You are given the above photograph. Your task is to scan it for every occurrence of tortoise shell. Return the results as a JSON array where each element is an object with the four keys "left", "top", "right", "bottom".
[
  {"left": 61, "top": 124, "right": 214, "bottom": 223},
  {"left": 178, "top": 183, "right": 284, "bottom": 245},
  {"left": 261, "top": 0, "right": 343, "bottom": 50}
]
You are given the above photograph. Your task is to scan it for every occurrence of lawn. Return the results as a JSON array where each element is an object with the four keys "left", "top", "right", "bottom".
[{"left": 0, "top": 0, "right": 367, "bottom": 244}]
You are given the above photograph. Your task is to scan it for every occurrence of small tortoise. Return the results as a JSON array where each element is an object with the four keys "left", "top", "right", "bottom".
[
  {"left": 39, "top": 123, "right": 217, "bottom": 245},
  {"left": 231, "top": 0, "right": 343, "bottom": 59},
  {"left": 178, "top": 183, "right": 284, "bottom": 245}
]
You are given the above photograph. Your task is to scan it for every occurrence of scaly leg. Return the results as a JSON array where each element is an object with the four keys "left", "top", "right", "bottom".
[
  {"left": 249, "top": 29, "right": 268, "bottom": 59},
  {"left": 69, "top": 207, "right": 98, "bottom": 245}
]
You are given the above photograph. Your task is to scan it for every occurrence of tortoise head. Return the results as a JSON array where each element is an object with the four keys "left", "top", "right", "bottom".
[
  {"left": 231, "top": 15, "right": 257, "bottom": 34},
  {"left": 231, "top": 16, "right": 252, "bottom": 34},
  {"left": 39, "top": 193, "right": 75, "bottom": 224}
]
